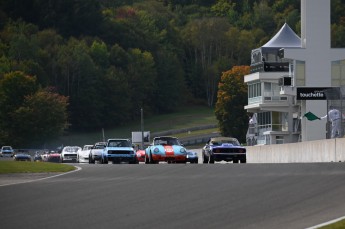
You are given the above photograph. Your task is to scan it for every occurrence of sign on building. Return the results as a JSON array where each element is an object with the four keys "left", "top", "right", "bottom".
[{"left": 296, "top": 87, "right": 340, "bottom": 100}]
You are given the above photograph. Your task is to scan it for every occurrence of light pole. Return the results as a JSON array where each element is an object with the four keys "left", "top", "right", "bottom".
[{"left": 141, "top": 108, "right": 144, "bottom": 149}]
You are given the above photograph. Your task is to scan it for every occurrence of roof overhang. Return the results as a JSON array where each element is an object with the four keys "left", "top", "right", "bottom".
[
  {"left": 245, "top": 72, "right": 287, "bottom": 83},
  {"left": 245, "top": 103, "right": 295, "bottom": 113}
]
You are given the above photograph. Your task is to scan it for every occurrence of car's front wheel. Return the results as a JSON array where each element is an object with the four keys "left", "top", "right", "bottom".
[
  {"left": 149, "top": 153, "right": 157, "bottom": 164},
  {"left": 202, "top": 153, "right": 208, "bottom": 164},
  {"left": 145, "top": 154, "right": 150, "bottom": 164},
  {"left": 89, "top": 155, "right": 95, "bottom": 164},
  {"left": 209, "top": 155, "right": 215, "bottom": 164}
]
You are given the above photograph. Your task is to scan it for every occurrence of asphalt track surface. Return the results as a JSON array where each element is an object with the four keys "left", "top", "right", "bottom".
[{"left": 1, "top": 162, "right": 345, "bottom": 229}]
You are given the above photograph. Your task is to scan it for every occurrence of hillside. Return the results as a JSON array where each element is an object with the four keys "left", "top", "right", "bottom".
[
  {"left": 44, "top": 106, "right": 219, "bottom": 149},
  {"left": 1, "top": 0, "right": 344, "bottom": 148}
]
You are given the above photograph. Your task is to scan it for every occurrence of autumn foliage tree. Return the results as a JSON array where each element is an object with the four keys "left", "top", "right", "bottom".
[
  {"left": 0, "top": 71, "right": 68, "bottom": 147},
  {"left": 215, "top": 66, "right": 249, "bottom": 143}
]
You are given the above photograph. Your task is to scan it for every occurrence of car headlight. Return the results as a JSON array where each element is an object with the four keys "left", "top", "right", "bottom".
[{"left": 180, "top": 148, "right": 186, "bottom": 153}]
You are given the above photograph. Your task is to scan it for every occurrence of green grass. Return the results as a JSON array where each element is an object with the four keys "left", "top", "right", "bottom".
[
  {"left": 174, "top": 128, "right": 219, "bottom": 138},
  {"left": 319, "top": 219, "right": 345, "bottom": 229},
  {"left": 0, "top": 161, "right": 76, "bottom": 174},
  {"left": 46, "top": 105, "right": 217, "bottom": 148}
]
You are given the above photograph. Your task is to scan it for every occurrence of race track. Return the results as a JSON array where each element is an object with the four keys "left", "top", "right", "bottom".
[{"left": 1, "top": 162, "right": 345, "bottom": 229}]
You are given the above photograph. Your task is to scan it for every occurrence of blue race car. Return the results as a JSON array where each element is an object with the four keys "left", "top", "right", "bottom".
[
  {"left": 186, "top": 151, "right": 198, "bottom": 164},
  {"left": 13, "top": 150, "right": 32, "bottom": 161},
  {"left": 202, "top": 137, "right": 246, "bottom": 163},
  {"left": 101, "top": 139, "right": 138, "bottom": 164},
  {"left": 145, "top": 136, "right": 187, "bottom": 164}
]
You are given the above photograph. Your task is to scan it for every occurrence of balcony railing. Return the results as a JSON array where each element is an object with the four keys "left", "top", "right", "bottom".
[
  {"left": 250, "top": 61, "right": 289, "bottom": 73},
  {"left": 247, "top": 124, "right": 288, "bottom": 145},
  {"left": 248, "top": 96, "right": 288, "bottom": 105}
]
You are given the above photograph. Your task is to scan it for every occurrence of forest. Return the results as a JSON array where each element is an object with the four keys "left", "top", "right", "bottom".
[{"left": 0, "top": 0, "right": 344, "bottom": 147}]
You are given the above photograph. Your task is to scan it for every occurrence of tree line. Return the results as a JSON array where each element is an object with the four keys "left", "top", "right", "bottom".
[{"left": 0, "top": 0, "right": 344, "bottom": 147}]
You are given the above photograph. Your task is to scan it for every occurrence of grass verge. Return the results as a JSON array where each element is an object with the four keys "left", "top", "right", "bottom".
[
  {"left": 0, "top": 161, "right": 76, "bottom": 174},
  {"left": 319, "top": 219, "right": 345, "bottom": 229}
]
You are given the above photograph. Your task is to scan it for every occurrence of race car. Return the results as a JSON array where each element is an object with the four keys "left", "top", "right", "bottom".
[
  {"left": 145, "top": 136, "right": 187, "bottom": 164},
  {"left": 61, "top": 146, "right": 81, "bottom": 163},
  {"left": 77, "top": 145, "right": 93, "bottom": 163},
  {"left": 47, "top": 151, "right": 61, "bottom": 163},
  {"left": 186, "top": 150, "right": 198, "bottom": 163},
  {"left": 13, "top": 150, "right": 32, "bottom": 161},
  {"left": 202, "top": 137, "right": 246, "bottom": 163},
  {"left": 0, "top": 146, "right": 14, "bottom": 157},
  {"left": 135, "top": 150, "right": 145, "bottom": 163},
  {"left": 89, "top": 142, "right": 106, "bottom": 164},
  {"left": 101, "top": 139, "right": 137, "bottom": 164}
]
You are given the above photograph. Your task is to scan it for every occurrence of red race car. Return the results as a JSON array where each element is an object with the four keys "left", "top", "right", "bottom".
[
  {"left": 135, "top": 150, "right": 145, "bottom": 162},
  {"left": 47, "top": 151, "right": 62, "bottom": 163}
]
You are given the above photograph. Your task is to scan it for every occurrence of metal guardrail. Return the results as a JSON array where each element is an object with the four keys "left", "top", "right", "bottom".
[{"left": 180, "top": 132, "right": 221, "bottom": 146}]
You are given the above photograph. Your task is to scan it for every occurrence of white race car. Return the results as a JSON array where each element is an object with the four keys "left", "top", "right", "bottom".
[
  {"left": 61, "top": 146, "right": 81, "bottom": 163},
  {"left": 77, "top": 145, "right": 93, "bottom": 163},
  {"left": 89, "top": 142, "right": 106, "bottom": 164}
]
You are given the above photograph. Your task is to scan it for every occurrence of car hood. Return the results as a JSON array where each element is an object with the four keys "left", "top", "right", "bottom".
[
  {"left": 78, "top": 151, "right": 90, "bottom": 156},
  {"left": 153, "top": 145, "right": 186, "bottom": 153},
  {"left": 15, "top": 154, "right": 30, "bottom": 157},
  {"left": 91, "top": 149, "right": 103, "bottom": 153},
  {"left": 212, "top": 144, "right": 244, "bottom": 149},
  {"left": 187, "top": 151, "right": 198, "bottom": 156},
  {"left": 106, "top": 147, "right": 134, "bottom": 151},
  {"left": 62, "top": 151, "right": 78, "bottom": 154},
  {"left": 136, "top": 150, "right": 145, "bottom": 154}
]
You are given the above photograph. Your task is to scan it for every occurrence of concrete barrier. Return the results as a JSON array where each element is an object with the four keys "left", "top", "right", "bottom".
[{"left": 246, "top": 138, "right": 345, "bottom": 163}]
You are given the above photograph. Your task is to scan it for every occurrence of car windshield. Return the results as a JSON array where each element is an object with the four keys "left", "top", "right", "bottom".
[
  {"left": 211, "top": 139, "right": 240, "bottom": 146},
  {"left": 108, "top": 140, "right": 130, "bottom": 147},
  {"left": 2, "top": 147, "right": 12, "bottom": 150},
  {"left": 65, "top": 147, "right": 80, "bottom": 152},
  {"left": 154, "top": 138, "right": 180, "bottom": 146}
]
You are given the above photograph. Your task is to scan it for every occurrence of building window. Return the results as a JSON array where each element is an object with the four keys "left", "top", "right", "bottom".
[
  {"left": 257, "top": 112, "right": 271, "bottom": 126},
  {"left": 263, "top": 82, "right": 280, "bottom": 98},
  {"left": 332, "top": 60, "right": 345, "bottom": 87},
  {"left": 257, "top": 111, "right": 286, "bottom": 132},
  {"left": 248, "top": 81, "right": 261, "bottom": 98},
  {"left": 264, "top": 82, "right": 271, "bottom": 93},
  {"left": 276, "top": 136, "right": 284, "bottom": 144},
  {"left": 295, "top": 60, "right": 305, "bottom": 86}
]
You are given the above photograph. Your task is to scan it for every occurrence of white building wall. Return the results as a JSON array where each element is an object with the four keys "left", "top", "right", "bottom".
[{"left": 284, "top": 0, "right": 345, "bottom": 141}]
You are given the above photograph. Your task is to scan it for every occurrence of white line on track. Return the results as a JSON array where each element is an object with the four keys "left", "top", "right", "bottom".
[
  {"left": 0, "top": 166, "right": 82, "bottom": 187},
  {"left": 305, "top": 215, "right": 345, "bottom": 229}
]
